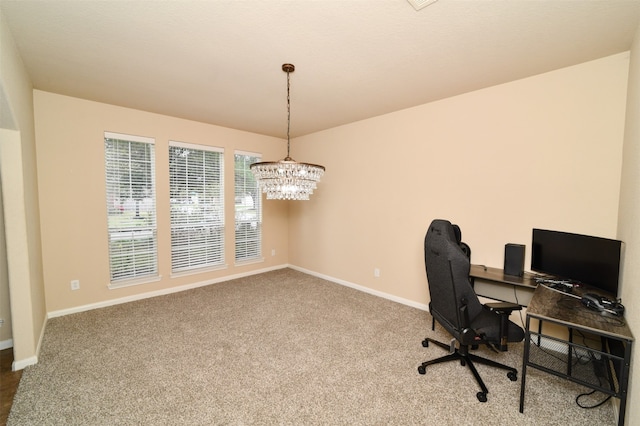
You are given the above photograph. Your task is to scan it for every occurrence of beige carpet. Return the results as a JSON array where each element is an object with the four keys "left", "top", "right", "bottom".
[{"left": 9, "top": 268, "right": 615, "bottom": 425}]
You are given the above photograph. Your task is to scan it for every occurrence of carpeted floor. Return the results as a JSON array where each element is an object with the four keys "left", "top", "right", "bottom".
[{"left": 9, "top": 268, "right": 615, "bottom": 425}]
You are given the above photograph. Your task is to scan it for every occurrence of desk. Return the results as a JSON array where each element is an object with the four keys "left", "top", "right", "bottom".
[
  {"left": 519, "top": 285, "right": 634, "bottom": 426},
  {"left": 469, "top": 264, "right": 537, "bottom": 306}
]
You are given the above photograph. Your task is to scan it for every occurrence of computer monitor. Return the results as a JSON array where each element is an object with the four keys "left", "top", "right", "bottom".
[{"left": 531, "top": 228, "right": 622, "bottom": 296}]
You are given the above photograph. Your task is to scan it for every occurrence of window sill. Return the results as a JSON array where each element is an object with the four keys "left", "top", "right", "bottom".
[
  {"left": 170, "top": 264, "right": 228, "bottom": 279},
  {"left": 108, "top": 275, "right": 162, "bottom": 290},
  {"left": 234, "top": 257, "right": 265, "bottom": 267}
]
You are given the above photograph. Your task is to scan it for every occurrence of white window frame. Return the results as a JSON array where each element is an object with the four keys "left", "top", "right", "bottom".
[
  {"left": 234, "top": 151, "right": 263, "bottom": 263},
  {"left": 104, "top": 132, "right": 158, "bottom": 288},
  {"left": 169, "top": 141, "right": 225, "bottom": 274}
]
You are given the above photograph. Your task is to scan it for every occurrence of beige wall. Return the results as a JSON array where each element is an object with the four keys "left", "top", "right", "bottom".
[
  {"left": 617, "top": 23, "right": 640, "bottom": 425},
  {"left": 290, "top": 53, "right": 629, "bottom": 306},
  {"left": 33, "top": 91, "right": 289, "bottom": 314},
  {"left": 0, "top": 8, "right": 47, "bottom": 368}
]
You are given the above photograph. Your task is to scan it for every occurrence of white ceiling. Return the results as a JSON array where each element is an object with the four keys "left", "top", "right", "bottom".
[{"left": 2, "top": 0, "right": 640, "bottom": 139}]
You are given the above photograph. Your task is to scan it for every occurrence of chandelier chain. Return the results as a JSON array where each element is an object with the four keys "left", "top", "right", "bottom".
[{"left": 286, "top": 67, "right": 291, "bottom": 157}]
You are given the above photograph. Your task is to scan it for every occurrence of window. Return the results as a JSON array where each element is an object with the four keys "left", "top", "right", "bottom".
[
  {"left": 234, "top": 152, "right": 262, "bottom": 262},
  {"left": 104, "top": 132, "right": 157, "bottom": 285},
  {"left": 169, "top": 141, "right": 224, "bottom": 273}
]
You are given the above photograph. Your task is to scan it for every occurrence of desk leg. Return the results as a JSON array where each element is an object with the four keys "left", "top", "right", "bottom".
[
  {"left": 601, "top": 337, "right": 616, "bottom": 395},
  {"left": 617, "top": 340, "right": 632, "bottom": 426},
  {"left": 519, "top": 314, "right": 532, "bottom": 413},
  {"left": 567, "top": 328, "right": 573, "bottom": 377}
]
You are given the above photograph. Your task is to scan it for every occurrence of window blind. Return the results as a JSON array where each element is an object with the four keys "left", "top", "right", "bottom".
[
  {"left": 169, "top": 141, "right": 225, "bottom": 273},
  {"left": 234, "top": 151, "right": 262, "bottom": 262},
  {"left": 104, "top": 132, "right": 158, "bottom": 283}
]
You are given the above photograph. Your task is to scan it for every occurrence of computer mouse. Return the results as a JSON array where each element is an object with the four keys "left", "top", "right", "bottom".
[
  {"left": 581, "top": 293, "right": 625, "bottom": 316},
  {"left": 581, "top": 293, "right": 605, "bottom": 311}
]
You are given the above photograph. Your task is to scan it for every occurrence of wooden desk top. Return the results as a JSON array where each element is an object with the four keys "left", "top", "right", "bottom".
[
  {"left": 527, "top": 284, "right": 633, "bottom": 342},
  {"left": 469, "top": 264, "right": 537, "bottom": 289}
]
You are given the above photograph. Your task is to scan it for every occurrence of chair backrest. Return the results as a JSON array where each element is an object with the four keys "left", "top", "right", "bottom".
[
  {"left": 424, "top": 219, "right": 483, "bottom": 333},
  {"left": 452, "top": 224, "right": 472, "bottom": 259}
]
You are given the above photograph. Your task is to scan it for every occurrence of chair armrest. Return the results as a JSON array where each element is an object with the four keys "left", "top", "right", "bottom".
[
  {"left": 484, "top": 302, "right": 522, "bottom": 315},
  {"left": 484, "top": 302, "right": 522, "bottom": 351}
]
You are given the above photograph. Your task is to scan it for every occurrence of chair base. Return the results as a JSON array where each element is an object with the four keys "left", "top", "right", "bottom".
[{"left": 418, "top": 337, "right": 518, "bottom": 402}]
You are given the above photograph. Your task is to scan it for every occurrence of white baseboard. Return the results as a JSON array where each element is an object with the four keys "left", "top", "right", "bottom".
[
  {"left": 10, "top": 315, "right": 47, "bottom": 371},
  {"left": 13, "top": 355, "right": 37, "bottom": 371},
  {"left": 48, "top": 264, "right": 289, "bottom": 319},
  {"left": 289, "top": 265, "right": 429, "bottom": 312},
  {"left": 0, "top": 338, "right": 13, "bottom": 350}
]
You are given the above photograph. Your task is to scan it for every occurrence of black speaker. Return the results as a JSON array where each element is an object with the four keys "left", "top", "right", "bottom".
[{"left": 504, "top": 244, "right": 525, "bottom": 277}]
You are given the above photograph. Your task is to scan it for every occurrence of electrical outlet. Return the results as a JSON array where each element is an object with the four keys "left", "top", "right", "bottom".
[
  {"left": 374, "top": 268, "right": 381, "bottom": 278},
  {"left": 70, "top": 280, "right": 80, "bottom": 291},
  {"left": 271, "top": 249, "right": 276, "bottom": 256},
  {"left": 0, "top": 318, "right": 4, "bottom": 327}
]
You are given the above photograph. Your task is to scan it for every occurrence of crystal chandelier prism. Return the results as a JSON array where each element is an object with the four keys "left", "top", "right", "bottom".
[{"left": 250, "top": 64, "right": 325, "bottom": 201}]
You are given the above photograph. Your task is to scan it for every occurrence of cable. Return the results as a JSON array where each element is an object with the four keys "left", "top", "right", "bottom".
[
  {"left": 576, "top": 389, "right": 612, "bottom": 409},
  {"left": 539, "top": 283, "right": 582, "bottom": 300},
  {"left": 556, "top": 296, "right": 626, "bottom": 327},
  {"left": 570, "top": 331, "right": 615, "bottom": 409},
  {"left": 575, "top": 367, "right": 613, "bottom": 409},
  {"left": 512, "top": 285, "right": 525, "bottom": 329}
]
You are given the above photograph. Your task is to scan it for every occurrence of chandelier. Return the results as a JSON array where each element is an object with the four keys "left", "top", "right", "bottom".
[{"left": 250, "top": 64, "right": 325, "bottom": 200}]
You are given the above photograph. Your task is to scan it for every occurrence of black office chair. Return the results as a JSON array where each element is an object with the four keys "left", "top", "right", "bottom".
[
  {"left": 418, "top": 219, "right": 524, "bottom": 402},
  {"left": 430, "top": 224, "right": 471, "bottom": 332}
]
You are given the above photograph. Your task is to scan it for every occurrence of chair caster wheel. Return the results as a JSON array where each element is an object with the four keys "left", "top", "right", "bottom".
[
  {"left": 422, "top": 339, "right": 429, "bottom": 347},
  {"left": 418, "top": 365, "right": 426, "bottom": 375},
  {"left": 477, "top": 392, "right": 487, "bottom": 402},
  {"left": 507, "top": 371, "right": 517, "bottom": 381}
]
